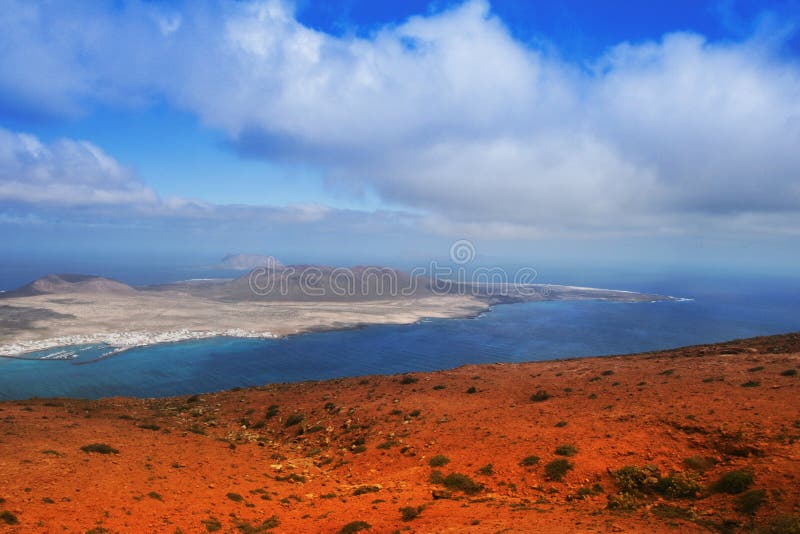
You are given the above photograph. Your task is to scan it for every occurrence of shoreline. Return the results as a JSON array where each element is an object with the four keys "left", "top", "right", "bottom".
[
  {"left": 0, "top": 329, "right": 279, "bottom": 359},
  {"left": 0, "top": 294, "right": 690, "bottom": 359}
]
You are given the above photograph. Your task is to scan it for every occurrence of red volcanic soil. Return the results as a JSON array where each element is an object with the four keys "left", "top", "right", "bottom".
[{"left": 1, "top": 334, "right": 799, "bottom": 533}]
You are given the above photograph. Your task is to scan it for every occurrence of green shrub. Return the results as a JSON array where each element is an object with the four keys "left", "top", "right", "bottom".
[
  {"left": 202, "top": 517, "right": 222, "bottom": 532},
  {"left": 80, "top": 443, "right": 119, "bottom": 454},
  {"left": 477, "top": 464, "right": 494, "bottom": 475},
  {"left": 400, "top": 506, "right": 422, "bottom": 521},
  {"left": 433, "top": 384, "right": 446, "bottom": 390},
  {"left": 400, "top": 375, "right": 418, "bottom": 385},
  {"left": 265, "top": 405, "right": 279, "bottom": 419},
  {"left": 612, "top": 465, "right": 660, "bottom": 493},
  {"left": 353, "top": 485, "right": 380, "bottom": 496},
  {"left": 530, "top": 390, "right": 551, "bottom": 402},
  {"left": 466, "top": 386, "right": 477, "bottom": 394},
  {"left": 338, "top": 521, "right": 371, "bottom": 534},
  {"left": 575, "top": 484, "right": 603, "bottom": 498},
  {"left": 747, "top": 366, "right": 764, "bottom": 372},
  {"left": 520, "top": 455, "right": 540, "bottom": 466},
  {"left": 0, "top": 511, "right": 18, "bottom": 525},
  {"left": 138, "top": 423, "right": 160, "bottom": 431},
  {"left": 737, "top": 489, "right": 767, "bottom": 514},
  {"left": 601, "top": 370, "right": 615, "bottom": 376},
  {"left": 545, "top": 459, "right": 573, "bottom": 481},
  {"left": 226, "top": 492, "right": 244, "bottom": 502},
  {"left": 607, "top": 492, "right": 640, "bottom": 510},
  {"left": 555, "top": 444, "right": 577, "bottom": 457},
  {"left": 713, "top": 470, "right": 754, "bottom": 494},
  {"left": 441, "top": 473, "right": 483, "bottom": 494},
  {"left": 284, "top": 413, "right": 304, "bottom": 427},
  {"left": 429, "top": 455, "right": 450, "bottom": 467},
  {"left": 741, "top": 380, "right": 760, "bottom": 388},
  {"left": 235, "top": 516, "right": 280, "bottom": 533},
  {"left": 780, "top": 369, "right": 798, "bottom": 376},
  {"left": 656, "top": 471, "right": 703, "bottom": 498},
  {"left": 554, "top": 421, "right": 568, "bottom": 428},
  {"left": 612, "top": 465, "right": 701, "bottom": 499}
]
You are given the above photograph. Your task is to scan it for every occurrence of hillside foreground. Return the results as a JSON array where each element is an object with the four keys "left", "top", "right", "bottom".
[{"left": 1, "top": 334, "right": 799, "bottom": 533}]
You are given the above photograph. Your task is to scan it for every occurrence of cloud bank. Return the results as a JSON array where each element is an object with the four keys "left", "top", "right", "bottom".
[{"left": 1, "top": 0, "right": 799, "bottom": 239}]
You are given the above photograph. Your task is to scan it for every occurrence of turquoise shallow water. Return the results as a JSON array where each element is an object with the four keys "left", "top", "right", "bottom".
[{"left": 1, "top": 273, "right": 799, "bottom": 400}]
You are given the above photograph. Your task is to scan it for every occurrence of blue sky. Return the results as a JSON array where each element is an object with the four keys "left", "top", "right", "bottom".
[{"left": 1, "top": 0, "right": 799, "bottom": 272}]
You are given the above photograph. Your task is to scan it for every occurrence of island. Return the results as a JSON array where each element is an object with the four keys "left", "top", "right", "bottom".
[{"left": 0, "top": 264, "right": 675, "bottom": 358}]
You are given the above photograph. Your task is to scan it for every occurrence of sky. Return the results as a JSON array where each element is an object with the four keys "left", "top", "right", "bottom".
[{"left": 1, "top": 0, "right": 799, "bottom": 274}]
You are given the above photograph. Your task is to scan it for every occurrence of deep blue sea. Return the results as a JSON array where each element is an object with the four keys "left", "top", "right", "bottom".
[{"left": 1, "top": 267, "right": 799, "bottom": 400}]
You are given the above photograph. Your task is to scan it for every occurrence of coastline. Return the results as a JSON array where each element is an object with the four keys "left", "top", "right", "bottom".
[
  {"left": 0, "top": 294, "right": 491, "bottom": 358},
  {"left": 0, "top": 283, "right": 684, "bottom": 359}
]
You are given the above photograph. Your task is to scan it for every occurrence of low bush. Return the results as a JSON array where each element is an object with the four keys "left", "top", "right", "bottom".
[
  {"left": 441, "top": 473, "right": 483, "bottom": 494},
  {"left": 713, "top": 470, "right": 754, "bottom": 494},
  {"left": 612, "top": 465, "right": 701, "bottom": 499},
  {"left": 477, "top": 464, "right": 494, "bottom": 476},
  {"left": 400, "top": 506, "right": 422, "bottom": 521},
  {"left": 737, "top": 488, "right": 767, "bottom": 515},
  {"left": 780, "top": 369, "right": 798, "bottom": 377},
  {"left": 607, "top": 492, "right": 640, "bottom": 510},
  {"left": 429, "top": 455, "right": 450, "bottom": 467},
  {"left": 400, "top": 375, "right": 418, "bottom": 385},
  {"left": 741, "top": 380, "right": 760, "bottom": 388},
  {"left": 284, "top": 414, "right": 304, "bottom": 427},
  {"left": 555, "top": 444, "right": 577, "bottom": 457},
  {"left": 353, "top": 485, "right": 380, "bottom": 496},
  {"left": 656, "top": 471, "right": 703, "bottom": 498},
  {"left": 80, "top": 443, "right": 118, "bottom": 454},
  {"left": 235, "top": 516, "right": 280, "bottom": 533},
  {"left": 530, "top": 390, "right": 551, "bottom": 402},
  {"left": 202, "top": 517, "right": 222, "bottom": 532},
  {"left": 0, "top": 511, "right": 18, "bottom": 525},
  {"left": 338, "top": 521, "right": 371, "bottom": 534},
  {"left": 613, "top": 465, "right": 660, "bottom": 493},
  {"left": 520, "top": 455, "right": 540, "bottom": 466},
  {"left": 545, "top": 459, "right": 573, "bottom": 481}
]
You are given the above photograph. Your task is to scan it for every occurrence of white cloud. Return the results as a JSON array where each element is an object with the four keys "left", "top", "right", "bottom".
[
  {"left": 0, "top": 0, "right": 799, "bottom": 239},
  {"left": 0, "top": 128, "right": 158, "bottom": 206}
]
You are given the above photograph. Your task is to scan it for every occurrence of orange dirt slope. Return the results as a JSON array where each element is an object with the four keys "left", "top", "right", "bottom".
[{"left": 1, "top": 333, "right": 799, "bottom": 533}]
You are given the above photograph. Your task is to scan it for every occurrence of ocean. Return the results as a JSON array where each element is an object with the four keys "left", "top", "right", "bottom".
[{"left": 1, "top": 268, "right": 799, "bottom": 400}]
